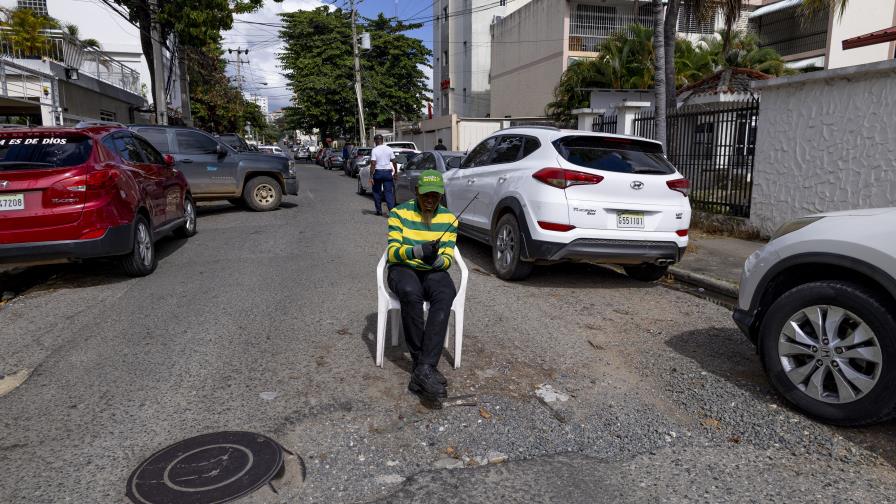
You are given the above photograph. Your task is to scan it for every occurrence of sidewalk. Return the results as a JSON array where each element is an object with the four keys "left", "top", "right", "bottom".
[{"left": 669, "top": 233, "right": 766, "bottom": 298}]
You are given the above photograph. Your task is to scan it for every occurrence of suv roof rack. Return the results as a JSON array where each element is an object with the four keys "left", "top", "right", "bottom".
[
  {"left": 75, "top": 120, "right": 126, "bottom": 129},
  {"left": 498, "top": 125, "right": 561, "bottom": 132}
]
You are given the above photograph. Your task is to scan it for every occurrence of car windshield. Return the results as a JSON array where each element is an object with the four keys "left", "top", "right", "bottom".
[
  {"left": 552, "top": 135, "right": 676, "bottom": 175},
  {"left": 395, "top": 154, "right": 410, "bottom": 164},
  {"left": 0, "top": 134, "right": 92, "bottom": 171}
]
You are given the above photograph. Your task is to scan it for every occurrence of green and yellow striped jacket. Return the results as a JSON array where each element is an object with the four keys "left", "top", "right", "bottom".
[{"left": 387, "top": 199, "right": 457, "bottom": 271}]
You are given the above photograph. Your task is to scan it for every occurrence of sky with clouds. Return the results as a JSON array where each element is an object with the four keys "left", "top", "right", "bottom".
[{"left": 221, "top": 0, "right": 435, "bottom": 112}]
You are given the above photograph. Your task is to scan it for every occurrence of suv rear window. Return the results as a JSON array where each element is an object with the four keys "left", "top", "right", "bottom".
[
  {"left": 0, "top": 134, "right": 92, "bottom": 171},
  {"left": 552, "top": 136, "right": 675, "bottom": 175}
]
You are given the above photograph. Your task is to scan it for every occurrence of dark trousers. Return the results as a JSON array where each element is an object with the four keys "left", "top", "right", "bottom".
[
  {"left": 372, "top": 170, "right": 395, "bottom": 213},
  {"left": 388, "top": 265, "right": 457, "bottom": 367}
]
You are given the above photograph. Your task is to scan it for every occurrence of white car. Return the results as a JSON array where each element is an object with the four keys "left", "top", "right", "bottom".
[
  {"left": 357, "top": 149, "right": 419, "bottom": 195},
  {"left": 258, "top": 145, "right": 285, "bottom": 156},
  {"left": 734, "top": 208, "right": 896, "bottom": 426},
  {"left": 443, "top": 126, "right": 692, "bottom": 281},
  {"left": 386, "top": 141, "right": 418, "bottom": 151}
]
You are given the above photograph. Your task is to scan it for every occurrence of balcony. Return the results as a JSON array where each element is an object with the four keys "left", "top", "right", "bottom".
[
  {"left": 568, "top": 2, "right": 654, "bottom": 53},
  {"left": 749, "top": 3, "right": 828, "bottom": 59},
  {"left": 0, "top": 28, "right": 142, "bottom": 95}
]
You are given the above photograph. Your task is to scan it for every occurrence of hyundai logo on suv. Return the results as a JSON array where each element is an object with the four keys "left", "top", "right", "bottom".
[
  {"left": 630, "top": 181, "right": 644, "bottom": 190},
  {"left": 0, "top": 180, "right": 8, "bottom": 189}
]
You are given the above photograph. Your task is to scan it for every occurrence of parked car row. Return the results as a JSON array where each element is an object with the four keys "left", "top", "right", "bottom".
[{"left": 0, "top": 122, "right": 299, "bottom": 277}]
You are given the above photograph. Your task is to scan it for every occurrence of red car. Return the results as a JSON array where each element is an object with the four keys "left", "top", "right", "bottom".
[{"left": 0, "top": 123, "right": 196, "bottom": 276}]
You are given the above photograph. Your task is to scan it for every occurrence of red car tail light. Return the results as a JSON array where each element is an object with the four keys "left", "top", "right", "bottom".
[
  {"left": 45, "top": 175, "right": 87, "bottom": 206},
  {"left": 532, "top": 168, "right": 604, "bottom": 189},
  {"left": 537, "top": 221, "right": 576, "bottom": 232},
  {"left": 667, "top": 178, "right": 690, "bottom": 197},
  {"left": 676, "top": 229, "right": 689, "bottom": 237},
  {"left": 79, "top": 228, "right": 108, "bottom": 240}
]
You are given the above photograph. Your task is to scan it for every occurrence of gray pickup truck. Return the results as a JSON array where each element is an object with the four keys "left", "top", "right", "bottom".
[{"left": 130, "top": 125, "right": 298, "bottom": 211}]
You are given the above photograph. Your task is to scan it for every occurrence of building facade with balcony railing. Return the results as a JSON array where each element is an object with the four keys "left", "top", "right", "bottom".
[
  {"left": 0, "top": 25, "right": 148, "bottom": 125},
  {"left": 490, "top": 0, "right": 761, "bottom": 118}
]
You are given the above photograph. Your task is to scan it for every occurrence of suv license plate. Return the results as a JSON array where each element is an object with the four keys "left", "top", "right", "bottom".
[
  {"left": 0, "top": 193, "right": 24, "bottom": 211},
  {"left": 617, "top": 211, "right": 644, "bottom": 229}
]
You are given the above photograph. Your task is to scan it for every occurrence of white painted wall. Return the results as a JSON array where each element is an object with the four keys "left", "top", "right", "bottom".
[
  {"left": 432, "top": 0, "right": 532, "bottom": 118},
  {"left": 489, "top": 0, "right": 566, "bottom": 118},
  {"left": 827, "top": 0, "right": 896, "bottom": 69},
  {"left": 749, "top": 60, "right": 896, "bottom": 236}
]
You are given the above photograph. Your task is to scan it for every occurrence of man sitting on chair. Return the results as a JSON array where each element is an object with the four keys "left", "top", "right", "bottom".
[{"left": 387, "top": 170, "right": 458, "bottom": 400}]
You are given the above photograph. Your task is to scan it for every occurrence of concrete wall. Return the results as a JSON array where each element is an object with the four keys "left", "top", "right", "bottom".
[
  {"left": 432, "top": 0, "right": 532, "bottom": 118},
  {"left": 826, "top": 0, "right": 896, "bottom": 70},
  {"left": 489, "top": 0, "right": 566, "bottom": 118},
  {"left": 749, "top": 59, "right": 896, "bottom": 236}
]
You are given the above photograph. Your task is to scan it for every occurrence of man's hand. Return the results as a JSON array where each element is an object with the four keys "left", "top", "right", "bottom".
[
  {"left": 368, "top": 178, "right": 373, "bottom": 188},
  {"left": 413, "top": 240, "right": 440, "bottom": 264}
]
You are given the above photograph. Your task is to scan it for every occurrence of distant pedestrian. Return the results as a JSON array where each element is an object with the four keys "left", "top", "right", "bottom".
[
  {"left": 369, "top": 134, "right": 397, "bottom": 215},
  {"left": 433, "top": 138, "right": 447, "bottom": 151}
]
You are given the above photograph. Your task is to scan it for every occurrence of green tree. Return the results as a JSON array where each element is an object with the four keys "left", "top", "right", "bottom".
[
  {"left": 546, "top": 26, "right": 791, "bottom": 123},
  {"left": 0, "top": 7, "right": 59, "bottom": 57},
  {"left": 186, "top": 43, "right": 263, "bottom": 134},
  {"left": 801, "top": 0, "right": 849, "bottom": 17},
  {"left": 106, "top": 0, "right": 277, "bottom": 110},
  {"left": 278, "top": 7, "right": 431, "bottom": 140}
]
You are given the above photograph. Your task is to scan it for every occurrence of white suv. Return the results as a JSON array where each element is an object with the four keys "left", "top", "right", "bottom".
[
  {"left": 444, "top": 127, "right": 692, "bottom": 281},
  {"left": 735, "top": 208, "right": 896, "bottom": 425}
]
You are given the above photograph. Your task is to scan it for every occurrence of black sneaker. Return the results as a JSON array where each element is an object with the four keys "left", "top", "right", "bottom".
[
  {"left": 413, "top": 364, "right": 447, "bottom": 385},
  {"left": 408, "top": 365, "right": 447, "bottom": 399}
]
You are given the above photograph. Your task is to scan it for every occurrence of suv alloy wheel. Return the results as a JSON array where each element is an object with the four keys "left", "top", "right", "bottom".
[
  {"left": 492, "top": 214, "right": 534, "bottom": 281},
  {"left": 760, "top": 280, "right": 896, "bottom": 426},
  {"left": 119, "top": 215, "right": 157, "bottom": 277},
  {"left": 174, "top": 196, "right": 197, "bottom": 238}
]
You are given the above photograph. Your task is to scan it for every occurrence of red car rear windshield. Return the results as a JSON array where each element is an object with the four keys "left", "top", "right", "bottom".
[
  {"left": 552, "top": 135, "right": 675, "bottom": 175},
  {"left": 0, "top": 134, "right": 92, "bottom": 171}
]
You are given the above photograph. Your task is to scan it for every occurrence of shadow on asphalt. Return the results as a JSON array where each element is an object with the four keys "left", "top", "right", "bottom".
[
  {"left": 196, "top": 201, "right": 298, "bottom": 217},
  {"left": 0, "top": 235, "right": 187, "bottom": 300},
  {"left": 665, "top": 327, "right": 896, "bottom": 468},
  {"left": 457, "top": 236, "right": 655, "bottom": 290}
]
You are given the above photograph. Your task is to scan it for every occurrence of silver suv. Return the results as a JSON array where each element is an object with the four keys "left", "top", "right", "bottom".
[{"left": 735, "top": 208, "right": 896, "bottom": 425}]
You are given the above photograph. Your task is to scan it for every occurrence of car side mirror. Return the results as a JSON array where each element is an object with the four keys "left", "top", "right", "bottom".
[
  {"left": 163, "top": 154, "right": 175, "bottom": 167},
  {"left": 216, "top": 144, "right": 227, "bottom": 158}
]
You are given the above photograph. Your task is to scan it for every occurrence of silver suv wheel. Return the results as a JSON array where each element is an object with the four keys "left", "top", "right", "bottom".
[{"left": 779, "top": 305, "right": 882, "bottom": 404}]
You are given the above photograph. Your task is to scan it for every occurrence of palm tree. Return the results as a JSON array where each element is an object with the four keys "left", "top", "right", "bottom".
[
  {"left": 801, "top": 0, "right": 849, "bottom": 18},
  {"left": 661, "top": 1, "right": 747, "bottom": 109},
  {"left": 0, "top": 7, "right": 59, "bottom": 58},
  {"left": 63, "top": 23, "right": 101, "bottom": 50},
  {"left": 652, "top": 0, "right": 666, "bottom": 148}
]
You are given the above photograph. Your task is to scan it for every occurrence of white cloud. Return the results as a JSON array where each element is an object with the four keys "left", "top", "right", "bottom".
[{"left": 221, "top": 0, "right": 327, "bottom": 111}]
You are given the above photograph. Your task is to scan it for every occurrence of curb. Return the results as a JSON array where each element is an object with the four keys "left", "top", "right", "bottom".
[{"left": 668, "top": 266, "right": 739, "bottom": 299}]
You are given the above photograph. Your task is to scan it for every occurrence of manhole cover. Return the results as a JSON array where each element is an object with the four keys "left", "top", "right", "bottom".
[{"left": 126, "top": 431, "right": 285, "bottom": 504}]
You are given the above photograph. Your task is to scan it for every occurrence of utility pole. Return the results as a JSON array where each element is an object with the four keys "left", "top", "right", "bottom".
[
  {"left": 350, "top": 0, "right": 367, "bottom": 147},
  {"left": 177, "top": 38, "right": 192, "bottom": 127},
  {"left": 149, "top": 0, "right": 167, "bottom": 125},
  {"left": 227, "top": 47, "right": 250, "bottom": 137}
]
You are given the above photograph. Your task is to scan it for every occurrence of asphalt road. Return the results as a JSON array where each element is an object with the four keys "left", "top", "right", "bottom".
[{"left": 1, "top": 163, "right": 895, "bottom": 503}]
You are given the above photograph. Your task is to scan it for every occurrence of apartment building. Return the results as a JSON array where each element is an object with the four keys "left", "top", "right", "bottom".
[
  {"left": 489, "top": 0, "right": 760, "bottom": 118},
  {"left": 749, "top": 0, "right": 896, "bottom": 70},
  {"left": 431, "top": 0, "right": 532, "bottom": 118}
]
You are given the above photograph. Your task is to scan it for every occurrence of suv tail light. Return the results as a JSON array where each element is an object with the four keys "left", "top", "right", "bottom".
[
  {"left": 45, "top": 175, "right": 87, "bottom": 206},
  {"left": 667, "top": 178, "right": 690, "bottom": 197},
  {"left": 532, "top": 168, "right": 603, "bottom": 189}
]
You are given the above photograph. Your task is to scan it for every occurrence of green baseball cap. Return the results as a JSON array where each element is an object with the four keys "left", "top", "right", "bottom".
[{"left": 417, "top": 170, "right": 445, "bottom": 195}]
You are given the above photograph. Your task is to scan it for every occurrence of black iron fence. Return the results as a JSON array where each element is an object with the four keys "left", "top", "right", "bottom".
[
  {"left": 592, "top": 114, "right": 618, "bottom": 133},
  {"left": 631, "top": 99, "right": 760, "bottom": 217}
]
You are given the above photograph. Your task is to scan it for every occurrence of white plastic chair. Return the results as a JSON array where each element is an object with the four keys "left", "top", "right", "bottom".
[{"left": 375, "top": 247, "right": 468, "bottom": 369}]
